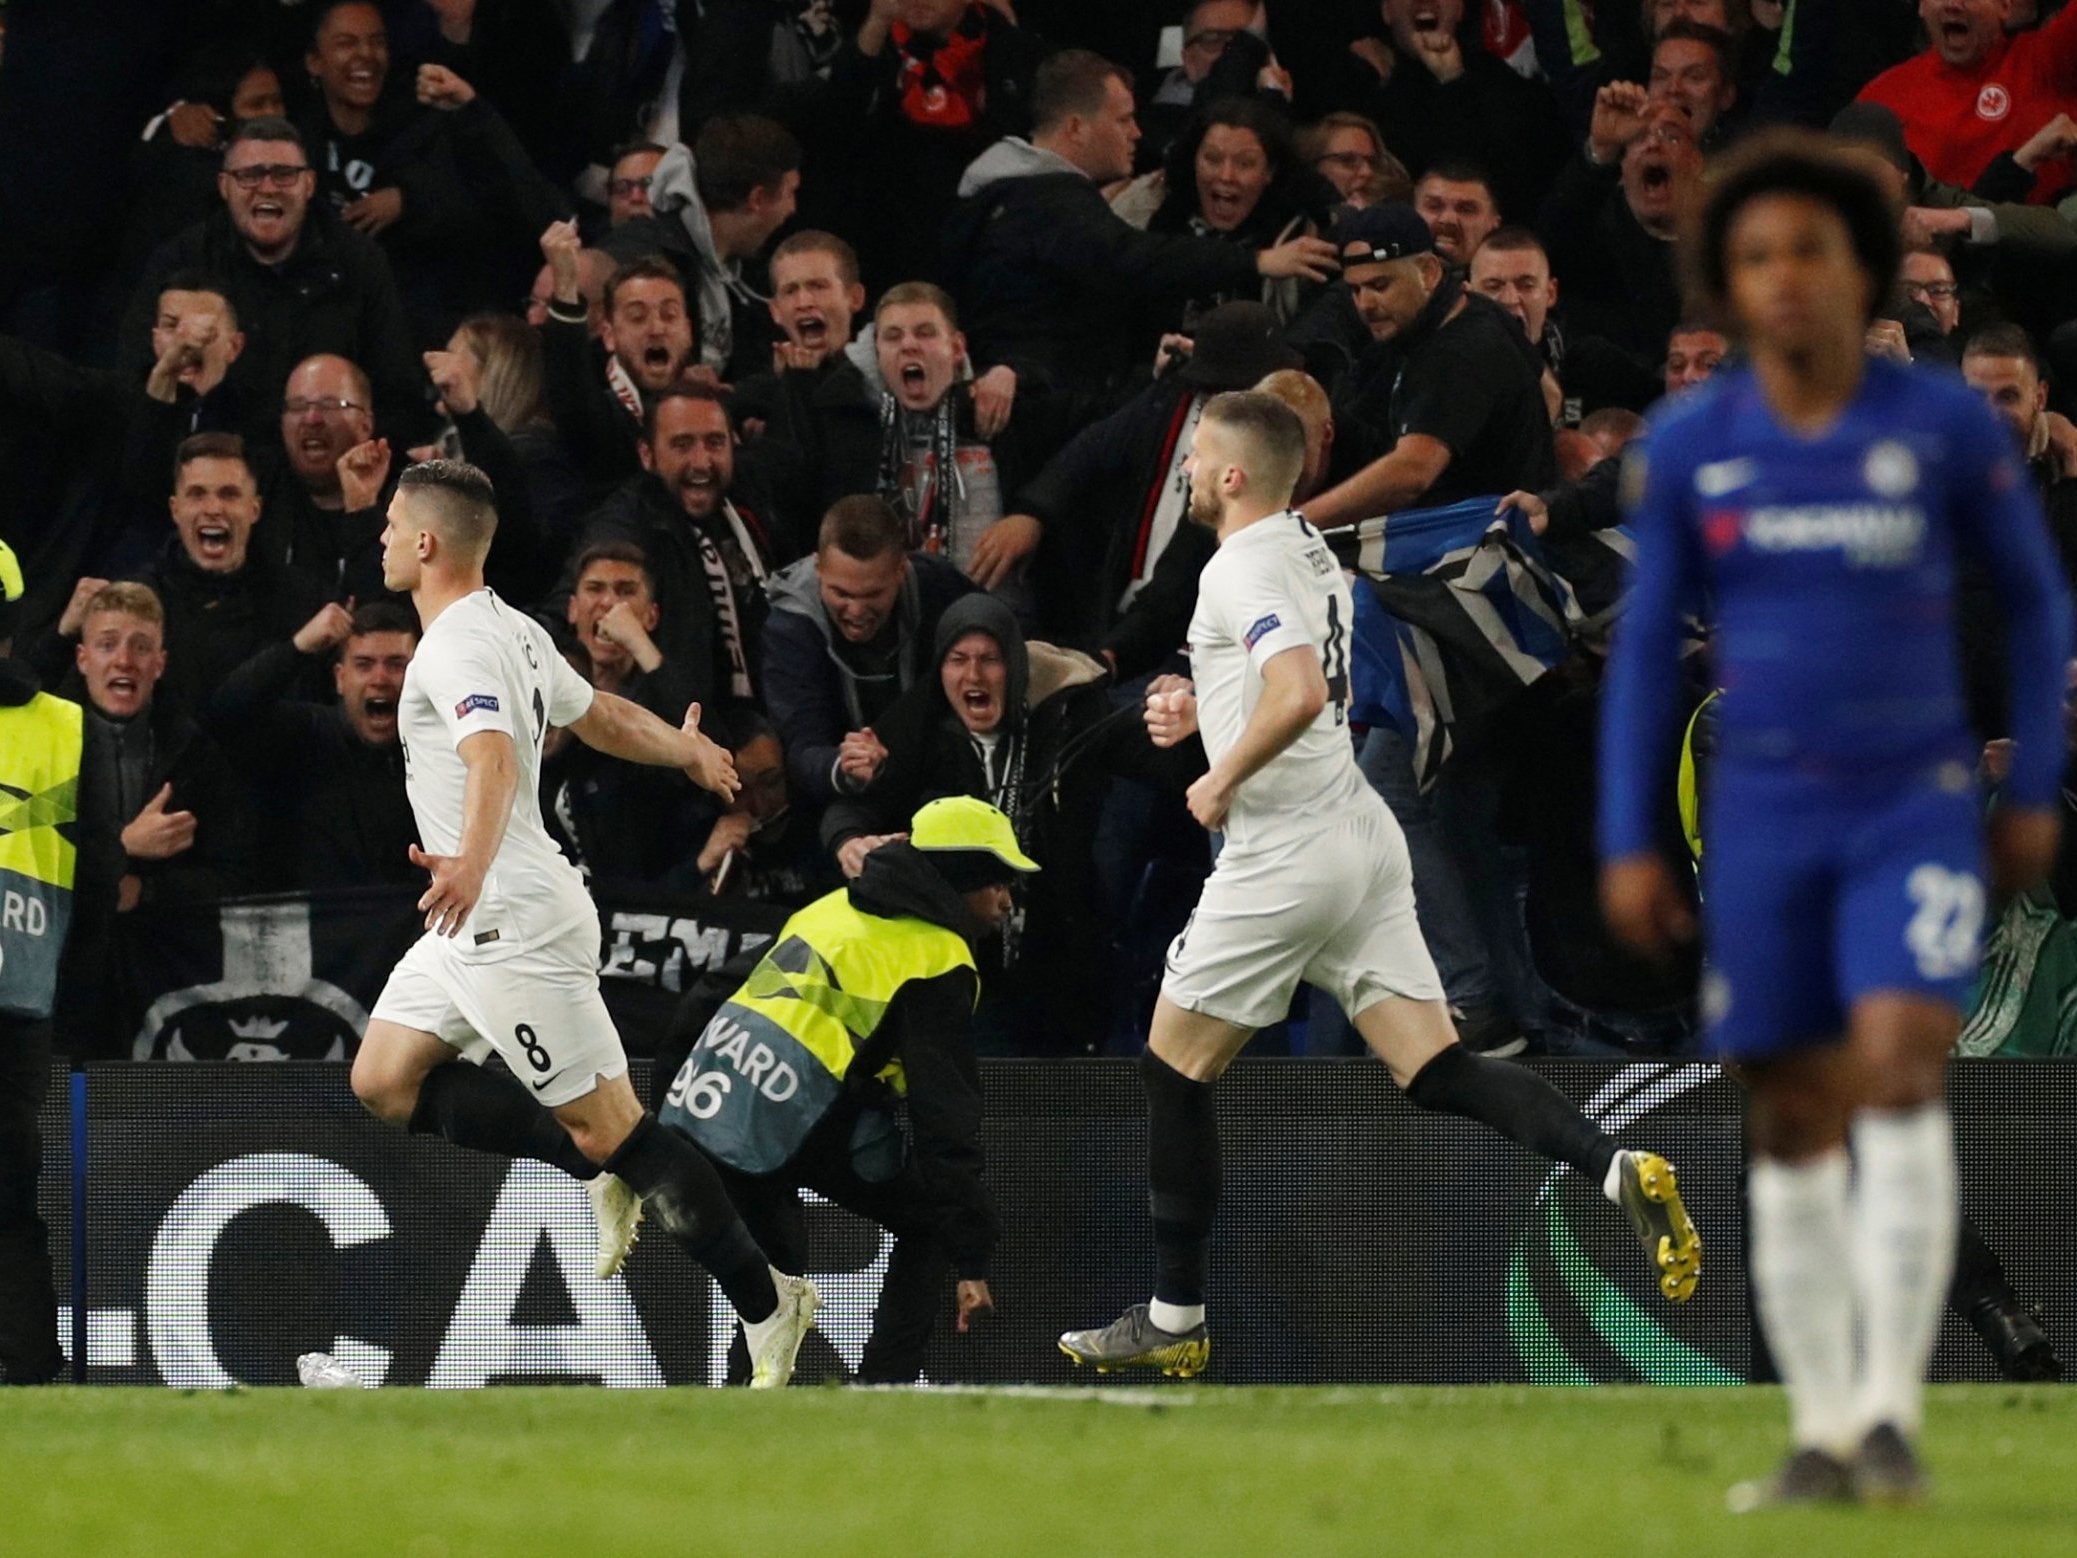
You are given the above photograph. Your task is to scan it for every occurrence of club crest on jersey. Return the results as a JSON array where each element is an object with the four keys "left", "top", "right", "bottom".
[
  {"left": 1862, "top": 440, "right": 1919, "bottom": 498},
  {"left": 1975, "top": 83, "right": 2010, "bottom": 122},
  {"left": 1243, "top": 613, "right": 1282, "bottom": 649},
  {"left": 455, "top": 693, "right": 500, "bottom": 718}
]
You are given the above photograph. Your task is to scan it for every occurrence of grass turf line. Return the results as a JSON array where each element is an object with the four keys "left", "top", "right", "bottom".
[{"left": 2, "top": 1384, "right": 2072, "bottom": 1557}]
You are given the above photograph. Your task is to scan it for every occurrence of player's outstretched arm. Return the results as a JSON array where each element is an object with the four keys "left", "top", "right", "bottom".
[
  {"left": 414, "top": 729, "right": 519, "bottom": 936},
  {"left": 567, "top": 690, "right": 741, "bottom": 802},
  {"left": 1186, "top": 647, "right": 1326, "bottom": 831}
]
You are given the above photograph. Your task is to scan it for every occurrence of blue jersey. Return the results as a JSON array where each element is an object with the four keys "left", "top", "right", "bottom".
[{"left": 1600, "top": 359, "right": 2071, "bottom": 862}]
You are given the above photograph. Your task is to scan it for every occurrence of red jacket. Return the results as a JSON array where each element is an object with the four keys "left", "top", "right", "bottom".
[{"left": 1858, "top": 11, "right": 2077, "bottom": 202}]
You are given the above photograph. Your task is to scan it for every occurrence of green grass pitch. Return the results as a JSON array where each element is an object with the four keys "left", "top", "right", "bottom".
[{"left": 4, "top": 1384, "right": 2073, "bottom": 1556}]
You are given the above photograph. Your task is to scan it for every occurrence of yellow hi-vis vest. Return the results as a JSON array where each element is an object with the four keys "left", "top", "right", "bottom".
[
  {"left": 0, "top": 690, "right": 83, "bottom": 1019},
  {"left": 660, "top": 887, "right": 976, "bottom": 1173}
]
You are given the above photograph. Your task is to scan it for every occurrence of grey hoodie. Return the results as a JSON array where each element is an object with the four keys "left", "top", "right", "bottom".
[
  {"left": 954, "top": 136, "right": 1086, "bottom": 201},
  {"left": 648, "top": 142, "right": 766, "bottom": 372}
]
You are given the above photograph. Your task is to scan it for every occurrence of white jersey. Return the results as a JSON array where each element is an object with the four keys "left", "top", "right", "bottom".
[
  {"left": 1186, "top": 510, "right": 1372, "bottom": 852},
  {"left": 399, "top": 589, "right": 598, "bottom": 960}
]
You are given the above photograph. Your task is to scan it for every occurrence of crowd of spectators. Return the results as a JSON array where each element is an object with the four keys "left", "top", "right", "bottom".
[{"left": 5, "top": 0, "right": 2077, "bottom": 1062}]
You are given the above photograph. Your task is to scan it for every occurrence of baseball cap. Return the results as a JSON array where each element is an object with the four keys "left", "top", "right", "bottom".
[
  {"left": 0, "top": 536, "right": 24, "bottom": 640},
  {"left": 1331, "top": 201, "right": 1435, "bottom": 266},
  {"left": 910, "top": 795, "right": 1039, "bottom": 890}
]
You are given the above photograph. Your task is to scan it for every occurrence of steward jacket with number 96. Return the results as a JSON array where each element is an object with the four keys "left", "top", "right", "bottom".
[{"left": 661, "top": 842, "right": 998, "bottom": 1269}]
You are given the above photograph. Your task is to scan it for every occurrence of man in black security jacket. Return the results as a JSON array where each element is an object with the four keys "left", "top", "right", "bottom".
[
  {"left": 202, "top": 599, "right": 418, "bottom": 892},
  {"left": 825, "top": 594, "right": 1206, "bottom": 1053},
  {"left": 120, "top": 119, "right": 438, "bottom": 453},
  {"left": 1302, "top": 202, "right": 1555, "bottom": 530},
  {"left": 657, "top": 797, "right": 1032, "bottom": 1382}
]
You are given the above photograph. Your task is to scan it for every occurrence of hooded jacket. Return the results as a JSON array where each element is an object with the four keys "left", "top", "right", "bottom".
[
  {"left": 604, "top": 144, "right": 778, "bottom": 385},
  {"left": 761, "top": 549, "right": 977, "bottom": 805},
  {"left": 942, "top": 136, "right": 1260, "bottom": 411},
  {"left": 824, "top": 594, "right": 1205, "bottom": 1052}
]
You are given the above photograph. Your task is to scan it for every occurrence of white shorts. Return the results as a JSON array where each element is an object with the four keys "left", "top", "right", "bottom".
[
  {"left": 1161, "top": 796, "right": 1445, "bottom": 1031},
  {"left": 369, "top": 922, "right": 627, "bottom": 1107}
]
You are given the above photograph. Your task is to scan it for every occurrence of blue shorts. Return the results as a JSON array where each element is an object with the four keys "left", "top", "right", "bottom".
[{"left": 1699, "top": 766, "right": 1986, "bottom": 1060}]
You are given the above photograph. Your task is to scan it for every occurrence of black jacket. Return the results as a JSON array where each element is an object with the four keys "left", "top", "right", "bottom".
[
  {"left": 541, "top": 659, "right": 710, "bottom": 891},
  {"left": 833, "top": 841, "right": 998, "bottom": 1276},
  {"left": 130, "top": 542, "right": 333, "bottom": 721},
  {"left": 825, "top": 594, "right": 1205, "bottom": 1052},
  {"left": 1325, "top": 31, "right": 1566, "bottom": 225},
  {"left": 201, "top": 641, "right": 417, "bottom": 892},
  {"left": 1013, "top": 375, "right": 1215, "bottom": 673},
  {"left": 568, "top": 472, "right": 788, "bottom": 712},
  {"left": 1536, "top": 153, "right": 1683, "bottom": 379},
  {"left": 121, "top": 206, "right": 440, "bottom": 452},
  {"left": 746, "top": 355, "right": 1053, "bottom": 532},
  {"left": 943, "top": 137, "right": 1261, "bottom": 415},
  {"left": 56, "top": 690, "right": 251, "bottom": 1055}
]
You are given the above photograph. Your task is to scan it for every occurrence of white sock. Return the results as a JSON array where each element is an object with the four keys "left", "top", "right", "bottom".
[
  {"left": 1602, "top": 1150, "right": 1627, "bottom": 1205},
  {"left": 1749, "top": 1150, "right": 1858, "bottom": 1454},
  {"left": 1148, "top": 1299, "right": 1205, "bottom": 1334},
  {"left": 1850, "top": 1103, "right": 1958, "bottom": 1438}
]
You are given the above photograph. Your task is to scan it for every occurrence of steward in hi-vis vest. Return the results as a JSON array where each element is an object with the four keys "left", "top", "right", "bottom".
[
  {"left": 662, "top": 795, "right": 1036, "bottom": 1383},
  {"left": 0, "top": 536, "right": 79, "bottom": 1383}
]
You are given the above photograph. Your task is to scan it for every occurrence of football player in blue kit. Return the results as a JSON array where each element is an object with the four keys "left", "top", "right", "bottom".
[{"left": 1600, "top": 133, "right": 2072, "bottom": 1508}]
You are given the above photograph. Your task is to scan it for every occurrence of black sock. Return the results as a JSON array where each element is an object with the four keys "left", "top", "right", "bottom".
[
  {"left": 408, "top": 1062, "right": 599, "bottom": 1180},
  {"left": 1142, "top": 1049, "right": 1219, "bottom": 1310},
  {"left": 604, "top": 1114, "right": 777, "bottom": 1322},
  {"left": 1950, "top": 1210, "right": 2014, "bottom": 1314},
  {"left": 1404, "top": 1044, "right": 1618, "bottom": 1185}
]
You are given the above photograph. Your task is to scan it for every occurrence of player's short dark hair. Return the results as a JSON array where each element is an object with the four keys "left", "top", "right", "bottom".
[
  {"left": 875, "top": 280, "right": 960, "bottom": 330},
  {"left": 1654, "top": 18, "right": 1734, "bottom": 76},
  {"left": 396, "top": 458, "right": 498, "bottom": 555},
  {"left": 641, "top": 378, "right": 733, "bottom": 442},
  {"left": 693, "top": 114, "right": 801, "bottom": 212},
  {"left": 1201, "top": 389, "right": 1307, "bottom": 499},
  {"left": 1963, "top": 322, "right": 2043, "bottom": 375},
  {"left": 349, "top": 599, "right": 418, "bottom": 641},
  {"left": 172, "top": 431, "right": 252, "bottom": 490},
  {"left": 157, "top": 270, "right": 240, "bottom": 330},
  {"left": 771, "top": 229, "right": 861, "bottom": 288},
  {"left": 1033, "top": 50, "right": 1131, "bottom": 134},
  {"left": 573, "top": 539, "right": 656, "bottom": 594},
  {"left": 603, "top": 255, "right": 688, "bottom": 317},
  {"left": 1685, "top": 129, "right": 1901, "bottom": 332},
  {"left": 1473, "top": 224, "right": 1545, "bottom": 261},
  {"left": 818, "top": 495, "right": 907, "bottom": 563},
  {"left": 224, "top": 116, "right": 305, "bottom": 159}
]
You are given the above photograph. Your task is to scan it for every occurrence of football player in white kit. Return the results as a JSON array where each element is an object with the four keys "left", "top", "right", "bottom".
[
  {"left": 350, "top": 460, "right": 818, "bottom": 1387},
  {"left": 1058, "top": 394, "right": 1701, "bottom": 1376}
]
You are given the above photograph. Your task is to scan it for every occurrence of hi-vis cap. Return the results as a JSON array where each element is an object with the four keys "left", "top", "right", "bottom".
[
  {"left": 909, "top": 796, "right": 1039, "bottom": 874},
  {"left": 0, "top": 536, "right": 24, "bottom": 636}
]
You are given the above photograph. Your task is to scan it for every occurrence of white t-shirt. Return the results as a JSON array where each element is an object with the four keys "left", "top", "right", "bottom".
[
  {"left": 1186, "top": 510, "right": 1371, "bottom": 852},
  {"left": 399, "top": 590, "right": 598, "bottom": 960}
]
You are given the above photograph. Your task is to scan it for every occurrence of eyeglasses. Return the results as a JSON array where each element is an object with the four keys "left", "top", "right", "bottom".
[
  {"left": 1903, "top": 280, "right": 1960, "bottom": 301},
  {"left": 608, "top": 176, "right": 654, "bottom": 198},
  {"left": 283, "top": 396, "right": 367, "bottom": 417},
  {"left": 1184, "top": 27, "right": 1238, "bottom": 53},
  {"left": 226, "top": 163, "right": 310, "bottom": 189}
]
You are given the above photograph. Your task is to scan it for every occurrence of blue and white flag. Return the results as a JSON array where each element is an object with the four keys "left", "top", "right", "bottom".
[{"left": 1331, "top": 496, "right": 1584, "bottom": 793}]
